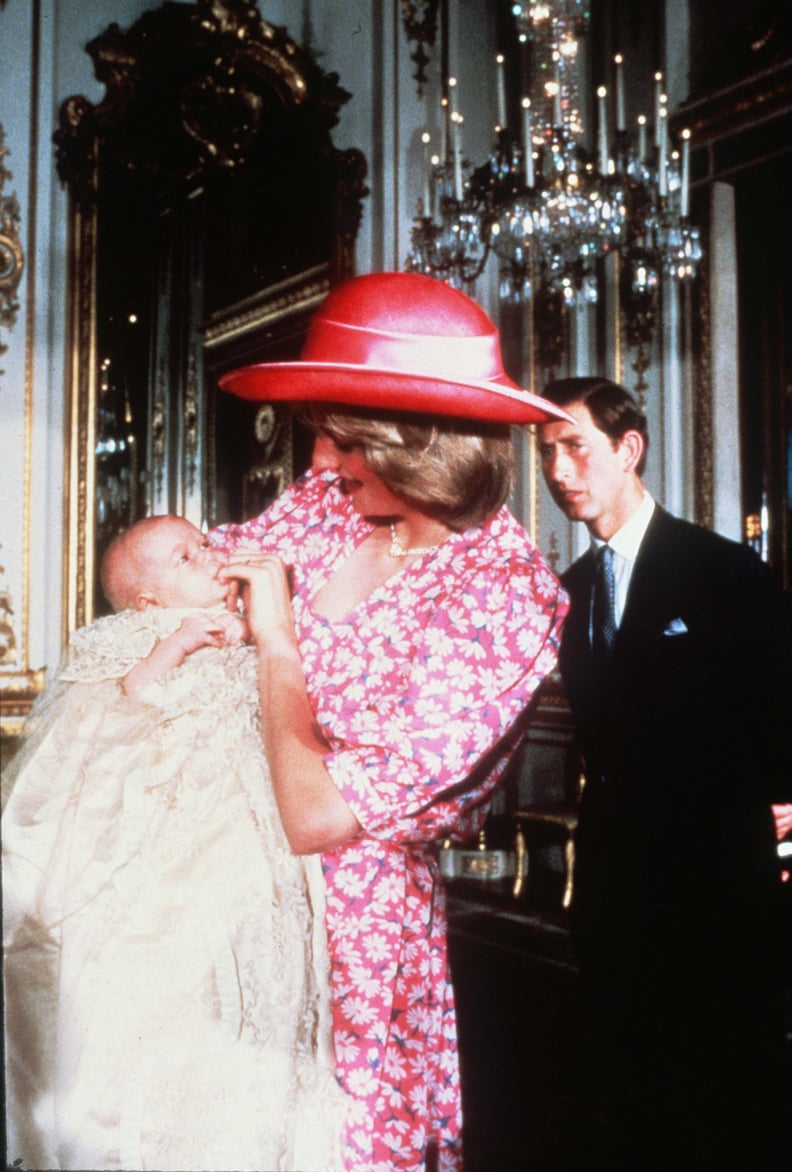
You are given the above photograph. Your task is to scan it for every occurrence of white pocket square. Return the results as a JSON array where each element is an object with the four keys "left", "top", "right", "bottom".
[{"left": 661, "top": 617, "right": 688, "bottom": 636}]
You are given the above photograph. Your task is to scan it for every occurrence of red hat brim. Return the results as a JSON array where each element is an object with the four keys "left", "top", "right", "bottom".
[{"left": 219, "top": 362, "right": 573, "bottom": 425}]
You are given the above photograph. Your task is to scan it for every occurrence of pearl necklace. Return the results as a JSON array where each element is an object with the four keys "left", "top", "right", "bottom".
[{"left": 388, "top": 523, "right": 440, "bottom": 558}]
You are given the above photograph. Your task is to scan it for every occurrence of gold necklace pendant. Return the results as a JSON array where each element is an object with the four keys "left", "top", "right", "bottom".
[{"left": 388, "top": 523, "right": 440, "bottom": 558}]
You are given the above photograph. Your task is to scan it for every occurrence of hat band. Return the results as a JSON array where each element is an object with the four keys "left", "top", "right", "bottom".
[{"left": 302, "top": 316, "right": 509, "bottom": 384}]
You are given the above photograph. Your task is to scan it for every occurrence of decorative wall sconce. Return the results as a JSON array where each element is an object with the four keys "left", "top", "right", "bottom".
[{"left": 400, "top": 0, "right": 441, "bottom": 97}]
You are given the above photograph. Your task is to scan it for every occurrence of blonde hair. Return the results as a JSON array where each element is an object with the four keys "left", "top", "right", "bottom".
[{"left": 303, "top": 408, "right": 514, "bottom": 530}]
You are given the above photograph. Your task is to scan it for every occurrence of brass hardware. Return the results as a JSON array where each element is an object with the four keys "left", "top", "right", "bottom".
[
  {"left": 562, "top": 837, "right": 575, "bottom": 909},
  {"left": 512, "top": 824, "right": 528, "bottom": 898},
  {"left": 745, "top": 513, "right": 761, "bottom": 541},
  {"left": 514, "top": 807, "right": 578, "bottom": 909},
  {"left": 437, "top": 832, "right": 517, "bottom": 883}
]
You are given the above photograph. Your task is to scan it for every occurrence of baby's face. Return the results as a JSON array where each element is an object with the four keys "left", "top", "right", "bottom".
[{"left": 142, "top": 518, "right": 231, "bottom": 608}]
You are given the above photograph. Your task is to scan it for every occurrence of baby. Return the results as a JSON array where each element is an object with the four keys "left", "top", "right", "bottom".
[
  {"left": 3, "top": 515, "right": 346, "bottom": 1172},
  {"left": 99, "top": 514, "right": 250, "bottom": 697}
]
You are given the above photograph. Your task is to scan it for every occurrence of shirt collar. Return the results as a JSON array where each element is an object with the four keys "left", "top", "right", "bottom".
[{"left": 591, "top": 492, "right": 655, "bottom": 563}]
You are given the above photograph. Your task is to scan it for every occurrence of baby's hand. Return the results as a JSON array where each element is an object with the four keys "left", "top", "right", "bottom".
[
  {"left": 175, "top": 612, "right": 234, "bottom": 656},
  {"left": 122, "top": 612, "right": 240, "bottom": 699},
  {"left": 216, "top": 611, "right": 251, "bottom": 645}
]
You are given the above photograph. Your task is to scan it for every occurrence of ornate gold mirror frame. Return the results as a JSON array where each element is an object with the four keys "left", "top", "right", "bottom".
[
  {"left": 62, "top": 141, "right": 98, "bottom": 636},
  {"left": 56, "top": 0, "right": 367, "bottom": 634}
]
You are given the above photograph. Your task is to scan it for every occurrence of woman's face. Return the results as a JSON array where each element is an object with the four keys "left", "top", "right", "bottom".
[{"left": 311, "top": 433, "right": 407, "bottom": 519}]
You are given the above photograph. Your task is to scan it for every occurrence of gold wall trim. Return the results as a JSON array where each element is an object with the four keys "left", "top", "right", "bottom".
[
  {"left": 22, "top": 0, "right": 40, "bottom": 673},
  {"left": 524, "top": 269, "right": 538, "bottom": 548},
  {"left": 63, "top": 154, "right": 99, "bottom": 636},
  {"left": 1, "top": 0, "right": 46, "bottom": 735},
  {"left": 1, "top": 667, "right": 47, "bottom": 737}
]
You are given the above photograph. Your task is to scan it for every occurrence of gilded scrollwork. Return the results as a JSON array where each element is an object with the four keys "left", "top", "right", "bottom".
[
  {"left": 1, "top": 668, "right": 48, "bottom": 740},
  {"left": 0, "top": 123, "right": 25, "bottom": 372},
  {"left": 203, "top": 263, "right": 330, "bottom": 349},
  {"left": 243, "top": 404, "right": 292, "bottom": 519},
  {"left": 0, "top": 551, "right": 18, "bottom": 668},
  {"left": 53, "top": 0, "right": 354, "bottom": 193}
]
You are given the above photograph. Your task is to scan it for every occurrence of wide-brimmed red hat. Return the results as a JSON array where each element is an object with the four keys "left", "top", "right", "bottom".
[{"left": 218, "top": 272, "right": 572, "bottom": 425}]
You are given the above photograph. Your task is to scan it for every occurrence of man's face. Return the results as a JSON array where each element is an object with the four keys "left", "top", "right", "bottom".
[{"left": 537, "top": 401, "right": 634, "bottom": 537}]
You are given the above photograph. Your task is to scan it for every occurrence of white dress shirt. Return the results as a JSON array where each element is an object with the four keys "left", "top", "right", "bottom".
[{"left": 591, "top": 492, "right": 656, "bottom": 629}]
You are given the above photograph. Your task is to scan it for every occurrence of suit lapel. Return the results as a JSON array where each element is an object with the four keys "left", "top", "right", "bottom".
[
  {"left": 561, "top": 508, "right": 678, "bottom": 690},
  {"left": 616, "top": 507, "right": 678, "bottom": 650},
  {"left": 559, "top": 549, "right": 597, "bottom": 701}
]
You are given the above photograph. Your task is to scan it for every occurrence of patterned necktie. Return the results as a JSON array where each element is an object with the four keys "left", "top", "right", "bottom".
[{"left": 590, "top": 544, "right": 617, "bottom": 660}]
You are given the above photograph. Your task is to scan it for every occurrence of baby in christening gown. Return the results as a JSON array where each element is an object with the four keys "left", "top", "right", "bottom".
[{"left": 2, "top": 515, "right": 347, "bottom": 1172}]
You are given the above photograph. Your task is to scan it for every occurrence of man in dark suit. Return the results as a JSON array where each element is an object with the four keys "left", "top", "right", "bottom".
[{"left": 537, "top": 378, "right": 791, "bottom": 1170}]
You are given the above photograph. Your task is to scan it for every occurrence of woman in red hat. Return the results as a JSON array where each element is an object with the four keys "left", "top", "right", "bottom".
[{"left": 212, "top": 272, "right": 571, "bottom": 1172}]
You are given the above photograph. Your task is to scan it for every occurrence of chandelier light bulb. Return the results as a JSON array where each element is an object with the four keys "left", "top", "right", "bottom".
[
  {"left": 404, "top": 0, "right": 700, "bottom": 329},
  {"left": 496, "top": 54, "right": 508, "bottom": 129},
  {"left": 614, "top": 53, "right": 626, "bottom": 131}
]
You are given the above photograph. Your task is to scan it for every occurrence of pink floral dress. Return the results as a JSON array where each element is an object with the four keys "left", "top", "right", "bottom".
[{"left": 211, "top": 469, "right": 568, "bottom": 1172}]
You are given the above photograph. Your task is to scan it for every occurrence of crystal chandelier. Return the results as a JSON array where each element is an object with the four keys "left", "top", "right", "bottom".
[{"left": 405, "top": 0, "right": 702, "bottom": 368}]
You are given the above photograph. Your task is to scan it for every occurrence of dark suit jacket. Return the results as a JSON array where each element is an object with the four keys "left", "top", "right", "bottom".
[{"left": 559, "top": 506, "right": 792, "bottom": 986}]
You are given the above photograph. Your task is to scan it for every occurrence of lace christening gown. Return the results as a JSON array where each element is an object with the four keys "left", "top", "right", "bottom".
[{"left": 2, "top": 607, "right": 347, "bottom": 1172}]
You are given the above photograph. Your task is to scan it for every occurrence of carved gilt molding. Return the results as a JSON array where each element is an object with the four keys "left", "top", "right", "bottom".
[
  {"left": 53, "top": 0, "right": 356, "bottom": 198},
  {"left": 0, "top": 122, "right": 24, "bottom": 372},
  {"left": 0, "top": 667, "right": 47, "bottom": 738},
  {"left": 63, "top": 158, "right": 99, "bottom": 637},
  {"left": 203, "top": 263, "right": 331, "bottom": 349}
]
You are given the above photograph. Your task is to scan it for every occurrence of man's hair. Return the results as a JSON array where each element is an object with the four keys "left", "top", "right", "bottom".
[
  {"left": 541, "top": 377, "right": 649, "bottom": 476},
  {"left": 300, "top": 406, "right": 514, "bottom": 530}
]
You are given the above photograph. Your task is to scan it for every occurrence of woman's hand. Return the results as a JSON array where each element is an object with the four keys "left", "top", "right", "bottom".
[
  {"left": 219, "top": 550, "right": 360, "bottom": 854},
  {"left": 220, "top": 551, "right": 296, "bottom": 651},
  {"left": 772, "top": 803, "right": 792, "bottom": 842}
]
